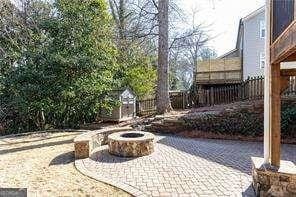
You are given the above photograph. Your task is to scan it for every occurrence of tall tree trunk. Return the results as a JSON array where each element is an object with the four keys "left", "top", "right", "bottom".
[
  {"left": 109, "top": 0, "right": 127, "bottom": 50},
  {"left": 156, "top": 0, "right": 171, "bottom": 114}
]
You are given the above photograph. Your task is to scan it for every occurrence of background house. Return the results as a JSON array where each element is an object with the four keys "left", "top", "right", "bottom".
[
  {"left": 240, "top": 6, "right": 265, "bottom": 79},
  {"left": 223, "top": 6, "right": 266, "bottom": 79},
  {"left": 195, "top": 6, "right": 266, "bottom": 84},
  {"left": 192, "top": 6, "right": 266, "bottom": 106},
  {"left": 219, "top": 6, "right": 266, "bottom": 80}
]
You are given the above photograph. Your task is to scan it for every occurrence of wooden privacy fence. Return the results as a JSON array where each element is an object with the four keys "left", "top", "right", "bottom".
[
  {"left": 136, "top": 91, "right": 190, "bottom": 116},
  {"left": 135, "top": 76, "right": 296, "bottom": 115},
  {"left": 169, "top": 91, "right": 189, "bottom": 109},
  {"left": 198, "top": 76, "right": 296, "bottom": 106},
  {"left": 136, "top": 98, "right": 156, "bottom": 116}
]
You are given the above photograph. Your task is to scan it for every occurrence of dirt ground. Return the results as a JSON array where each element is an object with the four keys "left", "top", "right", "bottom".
[{"left": 0, "top": 131, "right": 130, "bottom": 197}]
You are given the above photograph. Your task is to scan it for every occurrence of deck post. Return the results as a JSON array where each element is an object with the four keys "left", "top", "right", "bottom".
[
  {"left": 252, "top": 1, "right": 296, "bottom": 196},
  {"left": 270, "top": 63, "right": 281, "bottom": 167}
]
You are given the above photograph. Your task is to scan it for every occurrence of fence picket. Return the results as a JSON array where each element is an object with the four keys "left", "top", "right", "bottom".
[
  {"left": 136, "top": 76, "right": 296, "bottom": 116},
  {"left": 194, "top": 75, "right": 295, "bottom": 107}
]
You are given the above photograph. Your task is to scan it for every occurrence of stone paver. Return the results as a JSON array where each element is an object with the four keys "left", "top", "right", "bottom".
[
  {"left": 77, "top": 135, "right": 296, "bottom": 197},
  {"left": 0, "top": 132, "right": 130, "bottom": 197}
]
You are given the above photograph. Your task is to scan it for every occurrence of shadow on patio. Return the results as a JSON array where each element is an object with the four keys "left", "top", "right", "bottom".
[
  {"left": 0, "top": 133, "right": 78, "bottom": 147},
  {"left": 89, "top": 147, "right": 136, "bottom": 163},
  {"left": 49, "top": 151, "right": 75, "bottom": 166},
  {"left": 157, "top": 135, "right": 296, "bottom": 175},
  {"left": 0, "top": 139, "right": 73, "bottom": 155}
]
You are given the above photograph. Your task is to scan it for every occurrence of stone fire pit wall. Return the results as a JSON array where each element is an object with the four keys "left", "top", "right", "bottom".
[
  {"left": 74, "top": 127, "right": 133, "bottom": 159},
  {"left": 108, "top": 131, "right": 154, "bottom": 157}
]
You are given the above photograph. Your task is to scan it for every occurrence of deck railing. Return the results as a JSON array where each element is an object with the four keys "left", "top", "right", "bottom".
[{"left": 195, "top": 57, "right": 242, "bottom": 84}]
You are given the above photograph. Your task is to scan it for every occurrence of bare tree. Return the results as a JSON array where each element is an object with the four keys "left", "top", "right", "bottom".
[
  {"left": 109, "top": 0, "right": 128, "bottom": 50},
  {"left": 108, "top": 0, "right": 213, "bottom": 104},
  {"left": 108, "top": 0, "right": 158, "bottom": 54},
  {"left": 156, "top": 0, "right": 171, "bottom": 114},
  {"left": 168, "top": 6, "right": 214, "bottom": 91}
]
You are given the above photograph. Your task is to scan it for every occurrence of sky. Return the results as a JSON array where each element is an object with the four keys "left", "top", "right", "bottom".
[
  {"left": 180, "top": 0, "right": 265, "bottom": 56},
  {"left": 10, "top": 0, "right": 264, "bottom": 56}
]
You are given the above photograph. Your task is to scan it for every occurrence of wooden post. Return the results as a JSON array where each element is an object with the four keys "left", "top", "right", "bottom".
[{"left": 270, "top": 63, "right": 281, "bottom": 167}]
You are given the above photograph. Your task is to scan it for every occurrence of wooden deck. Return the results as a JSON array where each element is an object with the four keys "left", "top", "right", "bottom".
[
  {"left": 270, "top": 20, "right": 296, "bottom": 64},
  {"left": 270, "top": 0, "right": 296, "bottom": 64},
  {"left": 195, "top": 57, "right": 242, "bottom": 84}
]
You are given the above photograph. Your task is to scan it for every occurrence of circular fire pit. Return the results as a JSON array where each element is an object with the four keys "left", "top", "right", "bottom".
[{"left": 108, "top": 131, "right": 154, "bottom": 157}]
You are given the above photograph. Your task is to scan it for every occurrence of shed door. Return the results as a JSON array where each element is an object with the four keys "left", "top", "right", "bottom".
[
  {"left": 121, "top": 100, "right": 128, "bottom": 118},
  {"left": 121, "top": 90, "right": 134, "bottom": 118}
]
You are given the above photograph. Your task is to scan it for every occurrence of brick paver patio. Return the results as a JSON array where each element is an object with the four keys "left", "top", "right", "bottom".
[{"left": 76, "top": 135, "right": 296, "bottom": 197}]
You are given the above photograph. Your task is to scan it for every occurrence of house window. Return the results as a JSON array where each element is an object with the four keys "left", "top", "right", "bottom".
[
  {"left": 259, "top": 20, "right": 266, "bottom": 38},
  {"left": 260, "top": 52, "right": 265, "bottom": 69}
]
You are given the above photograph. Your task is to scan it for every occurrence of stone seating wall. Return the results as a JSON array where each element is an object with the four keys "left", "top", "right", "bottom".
[{"left": 74, "top": 126, "right": 133, "bottom": 159}]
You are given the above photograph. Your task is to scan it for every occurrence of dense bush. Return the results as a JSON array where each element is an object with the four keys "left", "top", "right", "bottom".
[
  {"left": 183, "top": 110, "right": 264, "bottom": 137},
  {"left": 118, "top": 47, "right": 157, "bottom": 99},
  {"left": 0, "top": 0, "right": 118, "bottom": 134},
  {"left": 0, "top": 0, "right": 158, "bottom": 135},
  {"left": 183, "top": 101, "right": 296, "bottom": 138},
  {"left": 281, "top": 102, "right": 296, "bottom": 137}
]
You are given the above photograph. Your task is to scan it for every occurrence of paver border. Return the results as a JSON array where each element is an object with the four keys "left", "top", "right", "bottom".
[{"left": 75, "top": 158, "right": 148, "bottom": 197}]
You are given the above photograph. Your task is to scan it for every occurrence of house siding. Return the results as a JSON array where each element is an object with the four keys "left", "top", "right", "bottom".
[{"left": 243, "top": 10, "right": 265, "bottom": 80}]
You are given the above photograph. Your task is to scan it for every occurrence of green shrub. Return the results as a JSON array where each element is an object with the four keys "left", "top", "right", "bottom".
[
  {"left": 183, "top": 101, "right": 295, "bottom": 138},
  {"left": 0, "top": 0, "right": 118, "bottom": 134},
  {"left": 281, "top": 102, "right": 296, "bottom": 138},
  {"left": 183, "top": 111, "right": 264, "bottom": 137}
]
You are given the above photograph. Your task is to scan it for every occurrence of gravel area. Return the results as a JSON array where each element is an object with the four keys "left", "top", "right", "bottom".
[{"left": 0, "top": 131, "right": 130, "bottom": 197}]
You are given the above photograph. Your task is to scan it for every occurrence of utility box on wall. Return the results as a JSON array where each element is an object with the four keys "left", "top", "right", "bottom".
[{"left": 99, "top": 88, "right": 136, "bottom": 122}]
